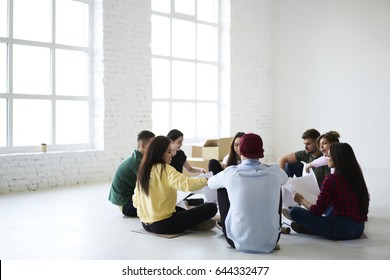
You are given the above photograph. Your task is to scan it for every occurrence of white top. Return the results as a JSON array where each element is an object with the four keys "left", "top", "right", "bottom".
[
  {"left": 222, "top": 154, "right": 229, "bottom": 166},
  {"left": 311, "top": 155, "right": 335, "bottom": 174},
  {"left": 208, "top": 159, "right": 288, "bottom": 253},
  {"left": 222, "top": 154, "right": 241, "bottom": 167}
]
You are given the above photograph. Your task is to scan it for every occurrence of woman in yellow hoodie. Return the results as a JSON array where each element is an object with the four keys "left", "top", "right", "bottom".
[{"left": 133, "top": 136, "right": 218, "bottom": 234}]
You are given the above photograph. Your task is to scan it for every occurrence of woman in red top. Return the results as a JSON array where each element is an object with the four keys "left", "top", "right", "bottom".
[{"left": 289, "top": 142, "right": 370, "bottom": 240}]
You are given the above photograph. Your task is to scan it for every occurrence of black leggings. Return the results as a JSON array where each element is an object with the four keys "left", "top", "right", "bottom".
[
  {"left": 208, "top": 159, "right": 235, "bottom": 247},
  {"left": 122, "top": 199, "right": 137, "bottom": 217},
  {"left": 142, "top": 203, "right": 218, "bottom": 234}
]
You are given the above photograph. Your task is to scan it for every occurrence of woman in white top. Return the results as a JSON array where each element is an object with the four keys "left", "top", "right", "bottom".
[
  {"left": 305, "top": 131, "right": 340, "bottom": 174},
  {"left": 209, "top": 132, "right": 245, "bottom": 174}
]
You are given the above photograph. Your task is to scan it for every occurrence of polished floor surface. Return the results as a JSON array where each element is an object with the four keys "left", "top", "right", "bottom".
[{"left": 1, "top": 168, "right": 389, "bottom": 260}]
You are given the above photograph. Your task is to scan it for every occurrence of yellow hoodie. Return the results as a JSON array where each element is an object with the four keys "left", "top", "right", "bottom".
[{"left": 133, "top": 164, "right": 208, "bottom": 223}]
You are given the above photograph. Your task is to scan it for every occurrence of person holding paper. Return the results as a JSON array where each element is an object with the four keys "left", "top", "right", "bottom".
[
  {"left": 278, "top": 128, "right": 330, "bottom": 187},
  {"left": 289, "top": 143, "right": 369, "bottom": 240},
  {"left": 133, "top": 136, "right": 217, "bottom": 234},
  {"left": 208, "top": 133, "right": 288, "bottom": 253}
]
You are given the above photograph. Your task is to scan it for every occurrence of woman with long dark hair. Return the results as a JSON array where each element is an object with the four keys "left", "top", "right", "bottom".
[
  {"left": 289, "top": 142, "right": 370, "bottom": 240},
  {"left": 133, "top": 136, "right": 218, "bottom": 234},
  {"left": 208, "top": 132, "right": 245, "bottom": 175}
]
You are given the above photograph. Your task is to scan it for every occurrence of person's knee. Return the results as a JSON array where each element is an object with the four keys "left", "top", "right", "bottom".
[
  {"left": 208, "top": 159, "right": 222, "bottom": 174},
  {"left": 205, "top": 202, "right": 218, "bottom": 215},
  {"left": 289, "top": 206, "right": 301, "bottom": 220}
]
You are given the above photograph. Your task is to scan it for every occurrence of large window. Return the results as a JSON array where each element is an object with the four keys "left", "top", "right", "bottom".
[
  {"left": 151, "top": 0, "right": 220, "bottom": 142},
  {"left": 0, "top": 0, "right": 91, "bottom": 153}
]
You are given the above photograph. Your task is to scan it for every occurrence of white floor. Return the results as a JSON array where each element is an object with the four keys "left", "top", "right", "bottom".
[{"left": 1, "top": 168, "right": 389, "bottom": 260}]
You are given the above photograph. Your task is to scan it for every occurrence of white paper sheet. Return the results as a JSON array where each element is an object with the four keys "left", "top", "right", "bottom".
[{"left": 289, "top": 174, "right": 320, "bottom": 205}]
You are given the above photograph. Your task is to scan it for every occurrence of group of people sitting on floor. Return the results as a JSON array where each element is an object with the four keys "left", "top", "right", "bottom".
[{"left": 108, "top": 128, "right": 370, "bottom": 254}]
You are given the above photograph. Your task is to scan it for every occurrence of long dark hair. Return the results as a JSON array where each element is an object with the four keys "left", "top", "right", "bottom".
[
  {"left": 330, "top": 143, "right": 370, "bottom": 215},
  {"left": 138, "top": 136, "right": 172, "bottom": 196},
  {"left": 226, "top": 132, "right": 245, "bottom": 167}
]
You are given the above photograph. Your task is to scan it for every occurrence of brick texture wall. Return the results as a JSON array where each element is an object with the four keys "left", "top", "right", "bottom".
[{"left": 0, "top": 0, "right": 275, "bottom": 194}]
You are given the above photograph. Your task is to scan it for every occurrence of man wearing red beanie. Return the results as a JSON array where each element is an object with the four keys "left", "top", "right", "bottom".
[{"left": 208, "top": 133, "right": 288, "bottom": 253}]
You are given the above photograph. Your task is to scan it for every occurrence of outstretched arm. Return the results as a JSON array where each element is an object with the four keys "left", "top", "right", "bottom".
[
  {"left": 183, "top": 160, "right": 206, "bottom": 175},
  {"left": 278, "top": 152, "right": 297, "bottom": 170}
]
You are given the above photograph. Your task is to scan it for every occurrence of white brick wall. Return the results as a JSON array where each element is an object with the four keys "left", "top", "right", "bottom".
[
  {"left": 230, "top": 0, "right": 275, "bottom": 162},
  {"left": 0, "top": 0, "right": 153, "bottom": 194},
  {"left": 0, "top": 0, "right": 276, "bottom": 194}
]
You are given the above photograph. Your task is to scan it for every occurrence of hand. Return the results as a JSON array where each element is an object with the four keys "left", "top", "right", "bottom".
[
  {"left": 294, "top": 192, "right": 304, "bottom": 204},
  {"left": 305, "top": 163, "right": 313, "bottom": 173},
  {"left": 200, "top": 168, "right": 207, "bottom": 174}
]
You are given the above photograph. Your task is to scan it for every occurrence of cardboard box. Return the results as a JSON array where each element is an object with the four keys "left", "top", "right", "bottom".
[
  {"left": 191, "top": 145, "right": 203, "bottom": 158},
  {"left": 183, "top": 158, "right": 210, "bottom": 177},
  {"left": 202, "top": 137, "right": 232, "bottom": 160}
]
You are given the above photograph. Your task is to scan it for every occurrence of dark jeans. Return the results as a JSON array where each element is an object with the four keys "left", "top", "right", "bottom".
[
  {"left": 142, "top": 203, "right": 218, "bottom": 234},
  {"left": 285, "top": 162, "right": 303, "bottom": 178},
  {"left": 122, "top": 199, "right": 137, "bottom": 217},
  {"left": 290, "top": 206, "right": 365, "bottom": 240}
]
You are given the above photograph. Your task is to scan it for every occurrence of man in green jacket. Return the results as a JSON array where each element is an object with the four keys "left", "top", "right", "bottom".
[{"left": 109, "top": 130, "right": 155, "bottom": 216}]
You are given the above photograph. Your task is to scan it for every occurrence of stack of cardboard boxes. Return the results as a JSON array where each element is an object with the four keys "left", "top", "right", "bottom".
[{"left": 186, "top": 137, "right": 232, "bottom": 173}]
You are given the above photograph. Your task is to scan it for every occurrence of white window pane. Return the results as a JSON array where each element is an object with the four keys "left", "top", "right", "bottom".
[
  {"left": 0, "top": 43, "right": 6, "bottom": 93},
  {"left": 175, "top": 0, "right": 195, "bottom": 16},
  {"left": 172, "top": 19, "right": 195, "bottom": 59},
  {"left": 56, "top": 50, "right": 88, "bottom": 96},
  {"left": 172, "top": 61, "right": 195, "bottom": 100},
  {"left": 152, "top": 58, "right": 170, "bottom": 99},
  {"left": 151, "top": 15, "right": 171, "bottom": 56},
  {"left": 13, "top": 45, "right": 50, "bottom": 95},
  {"left": 172, "top": 102, "right": 195, "bottom": 138},
  {"left": 197, "top": 0, "right": 219, "bottom": 23},
  {"left": 56, "top": 0, "right": 89, "bottom": 47},
  {"left": 152, "top": 0, "right": 170, "bottom": 13},
  {"left": 197, "top": 24, "right": 218, "bottom": 62},
  {"left": 197, "top": 64, "right": 217, "bottom": 100},
  {"left": 0, "top": 99, "right": 6, "bottom": 146},
  {"left": 152, "top": 101, "right": 170, "bottom": 135},
  {"left": 13, "top": 0, "right": 51, "bottom": 42},
  {"left": 197, "top": 103, "right": 218, "bottom": 138},
  {"left": 13, "top": 99, "right": 51, "bottom": 146},
  {"left": 56, "top": 100, "right": 89, "bottom": 144},
  {"left": 0, "top": 0, "right": 7, "bottom": 37}
]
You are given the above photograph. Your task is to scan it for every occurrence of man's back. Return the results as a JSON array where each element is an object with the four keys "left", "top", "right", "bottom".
[{"left": 222, "top": 161, "right": 288, "bottom": 253}]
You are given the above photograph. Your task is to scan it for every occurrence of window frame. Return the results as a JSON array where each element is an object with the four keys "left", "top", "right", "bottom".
[
  {"left": 0, "top": 0, "right": 93, "bottom": 154},
  {"left": 151, "top": 0, "right": 222, "bottom": 143}
]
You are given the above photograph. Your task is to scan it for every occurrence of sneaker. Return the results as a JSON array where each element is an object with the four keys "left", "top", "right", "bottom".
[
  {"left": 212, "top": 214, "right": 221, "bottom": 222},
  {"left": 190, "top": 219, "right": 216, "bottom": 231},
  {"left": 281, "top": 226, "right": 291, "bottom": 234},
  {"left": 282, "top": 208, "right": 293, "bottom": 221},
  {"left": 291, "top": 222, "right": 315, "bottom": 235}
]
